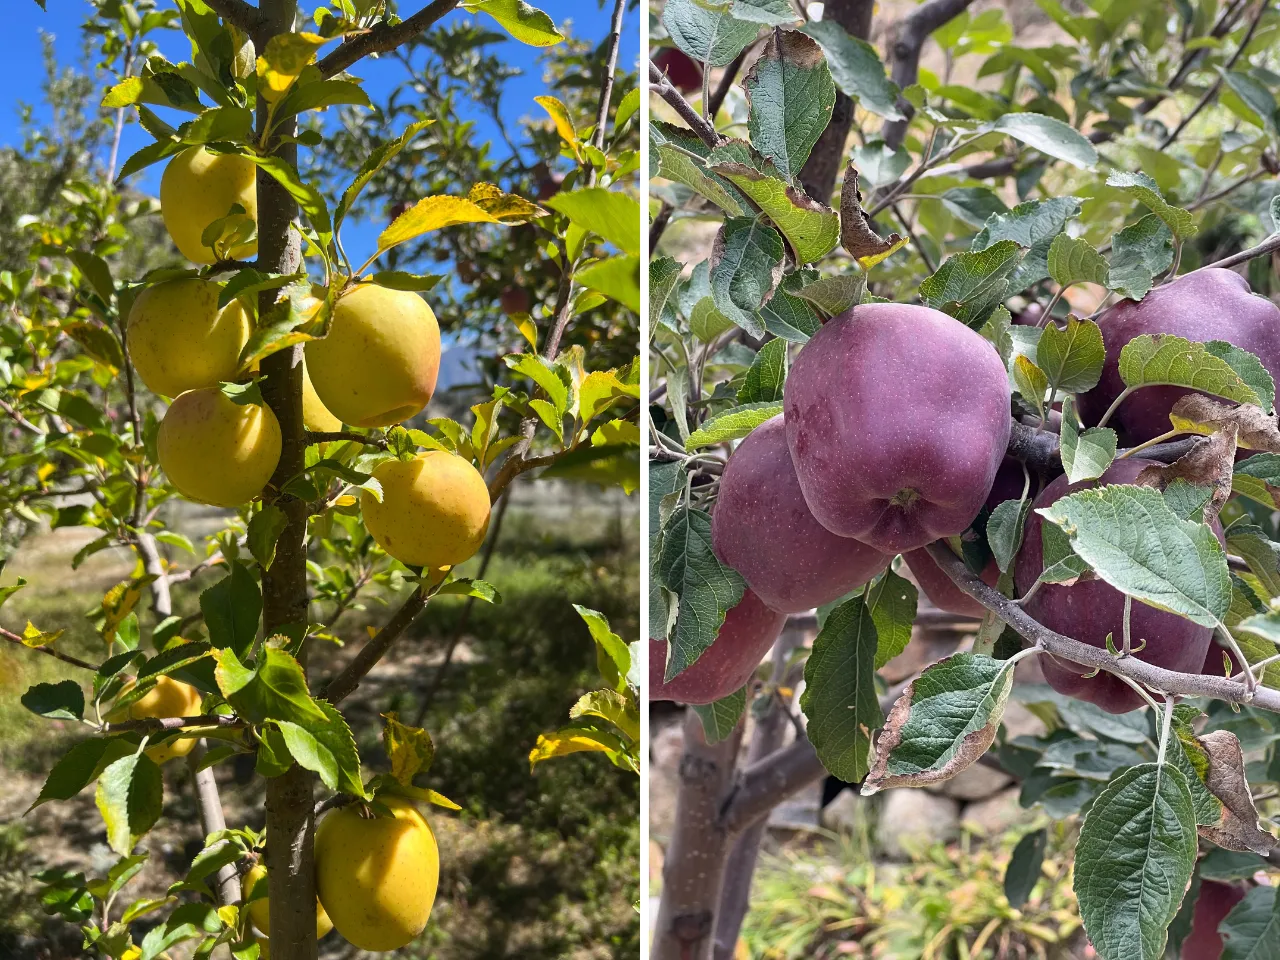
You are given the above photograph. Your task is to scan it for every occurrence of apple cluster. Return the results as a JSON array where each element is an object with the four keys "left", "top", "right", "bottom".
[
  {"left": 138, "top": 146, "right": 493, "bottom": 573},
  {"left": 653, "top": 271, "right": 1280, "bottom": 716}
]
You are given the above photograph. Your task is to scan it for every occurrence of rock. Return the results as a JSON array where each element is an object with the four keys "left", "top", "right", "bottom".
[
  {"left": 933, "top": 762, "right": 1013, "bottom": 801},
  {"left": 820, "top": 788, "right": 862, "bottom": 832},
  {"left": 769, "top": 777, "right": 823, "bottom": 832},
  {"left": 878, "top": 790, "right": 960, "bottom": 859},
  {"left": 962, "top": 787, "right": 1030, "bottom": 836}
]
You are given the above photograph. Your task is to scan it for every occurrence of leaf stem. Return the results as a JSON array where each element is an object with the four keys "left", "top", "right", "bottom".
[{"left": 1095, "top": 385, "right": 1136, "bottom": 429}]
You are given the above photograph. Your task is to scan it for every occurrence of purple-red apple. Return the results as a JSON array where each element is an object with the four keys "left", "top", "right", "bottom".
[
  {"left": 649, "top": 589, "right": 786, "bottom": 705},
  {"left": 1182, "top": 880, "right": 1248, "bottom": 960},
  {"left": 652, "top": 48, "right": 703, "bottom": 94},
  {"left": 1078, "top": 268, "right": 1280, "bottom": 443},
  {"left": 1013, "top": 458, "right": 1218, "bottom": 714},
  {"left": 712, "top": 416, "right": 890, "bottom": 613},
  {"left": 784, "top": 303, "right": 1012, "bottom": 553}
]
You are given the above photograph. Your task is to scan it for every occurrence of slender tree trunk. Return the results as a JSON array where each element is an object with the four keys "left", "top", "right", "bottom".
[
  {"left": 797, "top": 0, "right": 875, "bottom": 204},
  {"left": 652, "top": 711, "right": 744, "bottom": 960},
  {"left": 711, "top": 627, "right": 806, "bottom": 960},
  {"left": 254, "top": 3, "right": 316, "bottom": 958}
]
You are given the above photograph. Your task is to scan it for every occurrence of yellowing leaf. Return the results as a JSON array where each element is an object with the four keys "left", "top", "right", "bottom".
[
  {"left": 23, "top": 620, "right": 64, "bottom": 648},
  {"left": 333, "top": 494, "right": 357, "bottom": 507},
  {"left": 528, "top": 731, "right": 615, "bottom": 770},
  {"left": 377, "top": 197, "right": 503, "bottom": 253},
  {"left": 592, "top": 419, "right": 640, "bottom": 446},
  {"left": 467, "top": 183, "right": 545, "bottom": 222},
  {"left": 510, "top": 312, "right": 538, "bottom": 350},
  {"left": 37, "top": 463, "right": 55, "bottom": 484},
  {"left": 257, "top": 33, "right": 327, "bottom": 102},
  {"left": 534, "top": 95, "right": 581, "bottom": 159},
  {"left": 366, "top": 625, "right": 377, "bottom": 639},
  {"left": 381, "top": 712, "right": 436, "bottom": 785},
  {"left": 579, "top": 368, "right": 641, "bottom": 424},
  {"left": 102, "top": 577, "right": 155, "bottom": 644},
  {"left": 857, "top": 234, "right": 910, "bottom": 270}
]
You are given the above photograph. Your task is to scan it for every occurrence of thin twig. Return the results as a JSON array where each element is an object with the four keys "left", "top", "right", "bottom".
[
  {"left": 321, "top": 588, "right": 429, "bottom": 704},
  {"left": 587, "top": 0, "right": 627, "bottom": 186},
  {"left": 2, "top": 629, "right": 99, "bottom": 671},
  {"left": 881, "top": 0, "right": 978, "bottom": 149},
  {"left": 0, "top": 396, "right": 45, "bottom": 435},
  {"left": 305, "top": 430, "right": 388, "bottom": 449},
  {"left": 649, "top": 61, "right": 721, "bottom": 149},
  {"left": 102, "top": 714, "right": 245, "bottom": 735},
  {"left": 317, "top": 0, "right": 462, "bottom": 78},
  {"left": 1203, "top": 231, "right": 1280, "bottom": 270}
]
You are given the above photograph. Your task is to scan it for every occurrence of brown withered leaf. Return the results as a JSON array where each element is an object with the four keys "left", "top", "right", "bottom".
[
  {"left": 1197, "top": 729, "right": 1277, "bottom": 854},
  {"left": 1169, "top": 395, "right": 1280, "bottom": 452},
  {"left": 1134, "top": 425, "right": 1237, "bottom": 524},
  {"left": 840, "top": 164, "right": 906, "bottom": 269}
]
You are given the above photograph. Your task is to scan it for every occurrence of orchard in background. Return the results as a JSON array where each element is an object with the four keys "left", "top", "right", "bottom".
[
  {"left": 648, "top": 0, "right": 1280, "bottom": 958},
  {"left": 3, "top": 0, "right": 640, "bottom": 957}
]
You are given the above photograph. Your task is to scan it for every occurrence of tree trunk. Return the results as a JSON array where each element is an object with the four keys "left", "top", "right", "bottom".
[
  {"left": 651, "top": 711, "right": 744, "bottom": 960},
  {"left": 797, "top": 0, "right": 876, "bottom": 204},
  {"left": 711, "top": 627, "right": 806, "bottom": 960},
  {"left": 254, "top": 2, "right": 316, "bottom": 958}
]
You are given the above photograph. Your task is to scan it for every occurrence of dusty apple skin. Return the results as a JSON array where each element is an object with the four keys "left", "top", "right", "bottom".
[
  {"left": 1078, "top": 268, "right": 1280, "bottom": 442},
  {"left": 649, "top": 589, "right": 786, "bottom": 705},
  {"left": 1182, "top": 880, "right": 1248, "bottom": 960},
  {"left": 784, "top": 303, "right": 1011, "bottom": 553},
  {"left": 712, "top": 416, "right": 890, "bottom": 613},
  {"left": 1013, "top": 458, "right": 1218, "bottom": 714}
]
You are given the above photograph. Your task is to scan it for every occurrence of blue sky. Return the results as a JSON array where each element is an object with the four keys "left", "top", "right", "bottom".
[{"left": 2, "top": 1, "right": 638, "bottom": 252}]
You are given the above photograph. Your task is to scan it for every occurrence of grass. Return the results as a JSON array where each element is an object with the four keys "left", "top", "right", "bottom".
[{"left": 0, "top": 490, "right": 640, "bottom": 960}]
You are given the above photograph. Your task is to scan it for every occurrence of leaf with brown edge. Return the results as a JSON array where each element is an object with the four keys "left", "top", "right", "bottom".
[
  {"left": 1134, "top": 427, "right": 1237, "bottom": 525},
  {"left": 839, "top": 164, "right": 907, "bottom": 270},
  {"left": 1169, "top": 395, "right": 1280, "bottom": 452},
  {"left": 861, "top": 653, "right": 1015, "bottom": 796},
  {"left": 1197, "top": 729, "right": 1277, "bottom": 855},
  {"left": 467, "top": 183, "right": 546, "bottom": 222}
]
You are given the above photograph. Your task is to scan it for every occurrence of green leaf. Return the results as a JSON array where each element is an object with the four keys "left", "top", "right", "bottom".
[
  {"left": 1199, "top": 849, "right": 1272, "bottom": 882},
  {"left": 869, "top": 568, "right": 917, "bottom": 669},
  {"left": 706, "top": 141, "right": 839, "bottom": 264},
  {"left": 1108, "top": 214, "right": 1174, "bottom": 301},
  {"left": 742, "top": 30, "right": 835, "bottom": 180},
  {"left": 1060, "top": 396, "right": 1118, "bottom": 483},
  {"left": 940, "top": 187, "right": 1010, "bottom": 228},
  {"left": 22, "top": 680, "right": 84, "bottom": 721},
  {"left": 247, "top": 505, "right": 288, "bottom": 572},
  {"left": 792, "top": 274, "right": 865, "bottom": 317},
  {"left": 800, "top": 595, "right": 882, "bottom": 783},
  {"left": 759, "top": 277, "right": 820, "bottom": 342},
  {"left": 67, "top": 251, "right": 114, "bottom": 302},
  {"left": 730, "top": 0, "right": 798, "bottom": 24},
  {"left": 988, "top": 497, "right": 1031, "bottom": 573},
  {"left": 852, "top": 139, "right": 910, "bottom": 186},
  {"left": 650, "top": 257, "right": 684, "bottom": 335},
  {"left": 972, "top": 197, "right": 1081, "bottom": 293},
  {"left": 1118, "top": 335, "right": 1264, "bottom": 407},
  {"left": 335, "top": 119, "right": 432, "bottom": 234},
  {"left": 921, "top": 240, "right": 1023, "bottom": 329},
  {"left": 273, "top": 78, "right": 372, "bottom": 119},
  {"left": 1004, "top": 829, "right": 1047, "bottom": 909},
  {"left": 1205, "top": 341, "right": 1276, "bottom": 414},
  {"left": 574, "top": 604, "right": 631, "bottom": 692},
  {"left": 1038, "top": 316, "right": 1105, "bottom": 393},
  {"left": 544, "top": 188, "right": 640, "bottom": 255},
  {"left": 650, "top": 122, "right": 749, "bottom": 216},
  {"left": 199, "top": 561, "right": 261, "bottom": 657},
  {"left": 368, "top": 270, "right": 444, "bottom": 293},
  {"left": 692, "top": 686, "right": 747, "bottom": 744},
  {"left": 248, "top": 155, "right": 332, "bottom": 242},
  {"left": 574, "top": 254, "right": 638, "bottom": 313},
  {"left": 1012, "top": 355, "right": 1049, "bottom": 418},
  {"left": 1232, "top": 455, "right": 1280, "bottom": 510},
  {"left": 1106, "top": 171, "right": 1198, "bottom": 241},
  {"left": 1074, "top": 764, "right": 1197, "bottom": 960},
  {"left": 799, "top": 20, "right": 904, "bottom": 120},
  {"left": 1220, "top": 884, "right": 1280, "bottom": 959},
  {"left": 684, "top": 402, "right": 783, "bottom": 450},
  {"left": 213, "top": 646, "right": 328, "bottom": 726},
  {"left": 1221, "top": 70, "right": 1278, "bottom": 133},
  {"left": 505, "top": 353, "right": 572, "bottom": 416},
  {"left": 655, "top": 507, "right": 746, "bottom": 682},
  {"left": 662, "top": 0, "right": 760, "bottom": 67},
  {"left": 432, "top": 578, "right": 500, "bottom": 603},
  {"left": 738, "top": 338, "right": 787, "bottom": 403},
  {"left": 217, "top": 269, "right": 302, "bottom": 310},
  {"left": 461, "top": 0, "right": 564, "bottom": 46},
  {"left": 991, "top": 112, "right": 1098, "bottom": 169},
  {"left": 1047, "top": 234, "right": 1109, "bottom": 289},
  {"left": 95, "top": 753, "right": 164, "bottom": 856},
  {"left": 274, "top": 701, "right": 366, "bottom": 798},
  {"left": 29, "top": 738, "right": 136, "bottom": 811},
  {"left": 709, "top": 218, "right": 785, "bottom": 338},
  {"left": 863, "top": 653, "right": 1015, "bottom": 793},
  {"left": 1038, "top": 483, "right": 1231, "bottom": 627}
]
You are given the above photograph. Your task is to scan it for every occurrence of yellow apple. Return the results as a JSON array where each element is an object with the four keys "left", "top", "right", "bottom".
[
  {"left": 160, "top": 146, "right": 258, "bottom": 264},
  {"left": 106, "top": 676, "right": 202, "bottom": 765},
  {"left": 157, "top": 387, "right": 281, "bottom": 508},
  {"left": 361, "top": 452, "right": 490, "bottom": 568},
  {"left": 315, "top": 796, "right": 440, "bottom": 951},
  {"left": 242, "top": 863, "right": 333, "bottom": 941},
  {"left": 305, "top": 283, "right": 441, "bottom": 428},
  {"left": 301, "top": 358, "right": 342, "bottom": 433},
  {"left": 127, "top": 278, "right": 250, "bottom": 398}
]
